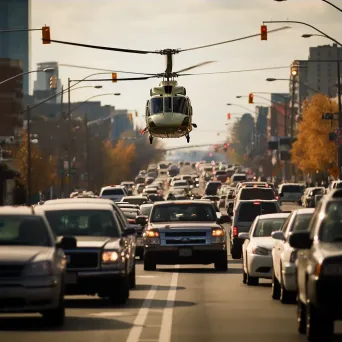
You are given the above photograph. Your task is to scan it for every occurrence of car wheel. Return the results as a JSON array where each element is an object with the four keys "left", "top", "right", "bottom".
[
  {"left": 271, "top": 270, "right": 280, "bottom": 300},
  {"left": 109, "top": 275, "right": 130, "bottom": 305},
  {"left": 297, "top": 296, "right": 306, "bottom": 334},
  {"left": 42, "top": 290, "right": 65, "bottom": 327},
  {"left": 144, "top": 253, "right": 156, "bottom": 271},
  {"left": 214, "top": 252, "right": 228, "bottom": 271},
  {"left": 246, "top": 272, "right": 258, "bottom": 286},
  {"left": 242, "top": 258, "right": 247, "bottom": 284},
  {"left": 129, "top": 262, "right": 136, "bottom": 289},
  {"left": 306, "top": 302, "right": 334, "bottom": 341},
  {"left": 280, "top": 273, "right": 296, "bottom": 304}
]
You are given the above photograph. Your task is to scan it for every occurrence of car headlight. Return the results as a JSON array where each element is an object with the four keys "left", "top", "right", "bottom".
[
  {"left": 23, "top": 260, "right": 53, "bottom": 276},
  {"left": 252, "top": 246, "right": 270, "bottom": 256},
  {"left": 102, "top": 251, "right": 120, "bottom": 264}
]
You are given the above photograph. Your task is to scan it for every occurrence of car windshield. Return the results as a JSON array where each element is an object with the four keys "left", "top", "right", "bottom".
[
  {"left": 150, "top": 204, "right": 216, "bottom": 222},
  {"left": 232, "top": 175, "right": 246, "bottom": 181},
  {"left": 253, "top": 218, "right": 287, "bottom": 237},
  {"left": 206, "top": 183, "right": 221, "bottom": 190},
  {"left": 121, "top": 209, "right": 139, "bottom": 219},
  {"left": 174, "top": 181, "right": 188, "bottom": 187},
  {"left": 101, "top": 188, "right": 124, "bottom": 195},
  {"left": 282, "top": 185, "right": 301, "bottom": 193},
  {"left": 311, "top": 188, "right": 324, "bottom": 196},
  {"left": 319, "top": 202, "right": 342, "bottom": 242},
  {"left": 0, "top": 215, "right": 52, "bottom": 246},
  {"left": 44, "top": 210, "right": 120, "bottom": 237},
  {"left": 147, "top": 195, "right": 164, "bottom": 202},
  {"left": 122, "top": 197, "right": 148, "bottom": 205},
  {"left": 240, "top": 188, "right": 275, "bottom": 200},
  {"left": 291, "top": 213, "right": 313, "bottom": 232},
  {"left": 140, "top": 205, "right": 153, "bottom": 216},
  {"left": 238, "top": 202, "right": 278, "bottom": 222}
]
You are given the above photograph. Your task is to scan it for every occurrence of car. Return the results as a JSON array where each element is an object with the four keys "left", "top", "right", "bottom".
[
  {"left": 229, "top": 200, "right": 282, "bottom": 259},
  {"left": 271, "top": 208, "right": 314, "bottom": 303},
  {"left": 289, "top": 189, "right": 342, "bottom": 340},
  {"left": 99, "top": 185, "right": 127, "bottom": 202},
  {"left": 233, "top": 186, "right": 276, "bottom": 210},
  {"left": 141, "top": 200, "right": 230, "bottom": 271},
  {"left": 35, "top": 203, "right": 137, "bottom": 304},
  {"left": 303, "top": 187, "right": 325, "bottom": 208},
  {"left": 278, "top": 183, "right": 303, "bottom": 204},
  {"left": 0, "top": 207, "right": 66, "bottom": 326},
  {"left": 204, "top": 181, "right": 222, "bottom": 196},
  {"left": 121, "top": 182, "right": 135, "bottom": 195},
  {"left": 121, "top": 196, "right": 150, "bottom": 205},
  {"left": 239, "top": 213, "right": 290, "bottom": 286}
]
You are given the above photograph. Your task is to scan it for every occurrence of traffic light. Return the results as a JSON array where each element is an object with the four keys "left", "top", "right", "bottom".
[
  {"left": 223, "top": 143, "right": 228, "bottom": 152},
  {"left": 42, "top": 26, "right": 50, "bottom": 44},
  {"left": 214, "top": 144, "right": 218, "bottom": 152},
  {"left": 227, "top": 113, "right": 231, "bottom": 120},
  {"left": 291, "top": 62, "right": 298, "bottom": 76},
  {"left": 260, "top": 25, "right": 267, "bottom": 40},
  {"left": 128, "top": 113, "right": 133, "bottom": 121},
  {"left": 248, "top": 93, "right": 254, "bottom": 104},
  {"left": 112, "top": 72, "right": 117, "bottom": 83},
  {"left": 49, "top": 76, "right": 57, "bottom": 89},
  {"left": 135, "top": 111, "right": 138, "bottom": 117}
]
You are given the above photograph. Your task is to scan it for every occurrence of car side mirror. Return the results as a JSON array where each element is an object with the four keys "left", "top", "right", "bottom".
[
  {"left": 122, "top": 227, "right": 137, "bottom": 236},
  {"left": 238, "top": 232, "right": 249, "bottom": 240},
  {"left": 56, "top": 236, "right": 77, "bottom": 250},
  {"left": 271, "top": 231, "right": 285, "bottom": 241},
  {"left": 218, "top": 214, "right": 231, "bottom": 224},
  {"left": 135, "top": 215, "right": 148, "bottom": 226},
  {"left": 288, "top": 231, "right": 312, "bottom": 249}
]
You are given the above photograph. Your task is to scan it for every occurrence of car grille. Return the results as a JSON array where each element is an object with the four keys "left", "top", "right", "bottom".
[
  {"left": 165, "top": 232, "right": 206, "bottom": 237},
  {"left": 160, "top": 229, "right": 211, "bottom": 246},
  {"left": 165, "top": 239, "right": 206, "bottom": 245},
  {"left": 0, "top": 264, "right": 25, "bottom": 278},
  {"left": 65, "top": 250, "right": 99, "bottom": 269}
]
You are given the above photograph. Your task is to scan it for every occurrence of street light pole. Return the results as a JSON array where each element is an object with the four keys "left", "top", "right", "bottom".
[
  {"left": 26, "top": 105, "right": 32, "bottom": 206},
  {"left": 290, "top": 73, "right": 297, "bottom": 181},
  {"left": 337, "top": 47, "right": 342, "bottom": 179},
  {"left": 67, "top": 78, "right": 72, "bottom": 195},
  {"left": 84, "top": 113, "right": 90, "bottom": 190}
]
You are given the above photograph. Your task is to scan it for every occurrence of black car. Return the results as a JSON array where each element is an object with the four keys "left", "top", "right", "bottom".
[{"left": 290, "top": 189, "right": 342, "bottom": 341}]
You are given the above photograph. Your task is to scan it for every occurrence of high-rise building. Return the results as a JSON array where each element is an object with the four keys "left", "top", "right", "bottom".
[
  {"left": 289, "top": 60, "right": 308, "bottom": 116},
  {"left": 255, "top": 106, "right": 268, "bottom": 156},
  {"left": 111, "top": 110, "right": 134, "bottom": 141},
  {"left": 0, "top": 0, "right": 31, "bottom": 95},
  {"left": 269, "top": 93, "right": 290, "bottom": 138},
  {"left": 33, "top": 62, "right": 61, "bottom": 103}
]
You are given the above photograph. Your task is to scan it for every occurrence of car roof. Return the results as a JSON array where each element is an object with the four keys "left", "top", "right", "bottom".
[
  {"left": 257, "top": 213, "right": 290, "bottom": 220},
  {"left": 293, "top": 208, "right": 315, "bottom": 215},
  {"left": 35, "top": 203, "right": 114, "bottom": 212},
  {"left": 122, "top": 196, "right": 148, "bottom": 199},
  {"left": 0, "top": 206, "right": 44, "bottom": 216},
  {"left": 44, "top": 198, "right": 116, "bottom": 205},
  {"left": 100, "top": 185, "right": 125, "bottom": 190},
  {"left": 238, "top": 199, "right": 278, "bottom": 203}
]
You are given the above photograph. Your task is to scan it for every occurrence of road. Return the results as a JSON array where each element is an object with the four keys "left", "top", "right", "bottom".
[{"left": 2, "top": 172, "right": 341, "bottom": 341}]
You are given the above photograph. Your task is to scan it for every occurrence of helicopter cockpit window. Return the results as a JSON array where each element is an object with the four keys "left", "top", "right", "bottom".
[
  {"left": 150, "top": 98, "right": 163, "bottom": 115},
  {"left": 173, "top": 97, "right": 189, "bottom": 115},
  {"left": 164, "top": 97, "right": 172, "bottom": 112}
]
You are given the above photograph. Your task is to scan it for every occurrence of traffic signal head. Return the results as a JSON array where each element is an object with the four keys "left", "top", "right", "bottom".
[
  {"left": 112, "top": 72, "right": 117, "bottom": 83},
  {"left": 49, "top": 76, "right": 57, "bottom": 89},
  {"left": 227, "top": 113, "right": 231, "bottom": 120},
  {"left": 248, "top": 93, "right": 254, "bottom": 104},
  {"left": 42, "top": 26, "right": 50, "bottom": 44},
  {"left": 223, "top": 144, "right": 228, "bottom": 151},
  {"left": 261, "top": 25, "right": 267, "bottom": 40},
  {"left": 291, "top": 62, "right": 298, "bottom": 76}
]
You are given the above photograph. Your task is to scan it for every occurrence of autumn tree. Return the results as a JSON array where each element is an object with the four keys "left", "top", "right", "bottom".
[
  {"left": 291, "top": 94, "right": 338, "bottom": 178},
  {"left": 14, "top": 133, "right": 57, "bottom": 195}
]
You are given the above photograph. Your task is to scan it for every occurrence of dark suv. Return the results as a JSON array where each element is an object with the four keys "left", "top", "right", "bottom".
[
  {"left": 229, "top": 200, "right": 281, "bottom": 259},
  {"left": 205, "top": 181, "right": 222, "bottom": 196},
  {"left": 290, "top": 189, "right": 342, "bottom": 341}
]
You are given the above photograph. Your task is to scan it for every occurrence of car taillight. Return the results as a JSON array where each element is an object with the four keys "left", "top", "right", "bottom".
[{"left": 233, "top": 226, "right": 238, "bottom": 237}]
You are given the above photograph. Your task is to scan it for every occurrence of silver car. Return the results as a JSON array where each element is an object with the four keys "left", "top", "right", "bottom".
[{"left": 0, "top": 206, "right": 66, "bottom": 326}]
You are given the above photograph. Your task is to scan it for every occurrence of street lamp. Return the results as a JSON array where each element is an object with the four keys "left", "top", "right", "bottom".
[
  {"left": 274, "top": 0, "right": 342, "bottom": 12},
  {"left": 0, "top": 68, "right": 54, "bottom": 85}
]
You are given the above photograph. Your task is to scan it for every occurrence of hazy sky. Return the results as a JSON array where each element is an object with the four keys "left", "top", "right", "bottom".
[{"left": 31, "top": 0, "right": 341, "bottom": 148}]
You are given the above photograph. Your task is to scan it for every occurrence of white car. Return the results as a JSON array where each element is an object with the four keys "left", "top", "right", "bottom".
[
  {"left": 271, "top": 208, "right": 314, "bottom": 303},
  {"left": 278, "top": 183, "right": 303, "bottom": 204},
  {"left": 99, "top": 185, "right": 127, "bottom": 202},
  {"left": 239, "top": 213, "right": 290, "bottom": 286}
]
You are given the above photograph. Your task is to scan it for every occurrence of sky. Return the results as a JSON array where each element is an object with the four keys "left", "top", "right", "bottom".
[{"left": 30, "top": 0, "right": 341, "bottom": 149}]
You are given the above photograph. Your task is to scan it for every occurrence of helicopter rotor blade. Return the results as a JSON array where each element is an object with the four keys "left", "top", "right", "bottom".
[
  {"left": 178, "top": 65, "right": 290, "bottom": 76},
  {"left": 48, "top": 39, "right": 159, "bottom": 54},
  {"left": 179, "top": 26, "right": 291, "bottom": 53},
  {"left": 59, "top": 64, "right": 157, "bottom": 76},
  {"left": 72, "top": 76, "right": 157, "bottom": 82},
  {"left": 175, "top": 61, "right": 216, "bottom": 74}
]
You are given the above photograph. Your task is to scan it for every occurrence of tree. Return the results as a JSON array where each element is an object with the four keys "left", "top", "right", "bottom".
[
  {"left": 291, "top": 94, "right": 338, "bottom": 177},
  {"left": 14, "top": 133, "right": 57, "bottom": 194}
]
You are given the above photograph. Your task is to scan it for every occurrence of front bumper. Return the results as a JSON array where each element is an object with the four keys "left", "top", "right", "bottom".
[
  {"left": 247, "top": 254, "right": 272, "bottom": 279},
  {"left": 144, "top": 244, "right": 226, "bottom": 265},
  {"left": 282, "top": 262, "right": 297, "bottom": 292},
  {"left": 0, "top": 276, "right": 62, "bottom": 313}
]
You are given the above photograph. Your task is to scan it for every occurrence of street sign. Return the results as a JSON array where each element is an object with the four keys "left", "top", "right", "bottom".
[{"left": 322, "top": 113, "right": 341, "bottom": 120}]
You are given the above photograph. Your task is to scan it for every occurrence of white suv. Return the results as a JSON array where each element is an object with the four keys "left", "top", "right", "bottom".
[{"left": 100, "top": 185, "right": 127, "bottom": 202}]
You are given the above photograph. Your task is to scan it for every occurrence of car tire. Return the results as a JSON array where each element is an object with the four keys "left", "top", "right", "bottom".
[
  {"left": 109, "top": 275, "right": 130, "bottom": 305},
  {"left": 214, "top": 252, "right": 228, "bottom": 271},
  {"left": 306, "top": 302, "right": 334, "bottom": 341},
  {"left": 280, "top": 272, "right": 296, "bottom": 304},
  {"left": 242, "top": 269, "right": 247, "bottom": 284},
  {"left": 144, "top": 254, "right": 156, "bottom": 271},
  {"left": 129, "top": 262, "right": 136, "bottom": 289},
  {"left": 246, "top": 272, "right": 258, "bottom": 286},
  {"left": 271, "top": 270, "right": 281, "bottom": 300},
  {"left": 42, "top": 290, "right": 65, "bottom": 327},
  {"left": 297, "top": 297, "right": 306, "bottom": 334}
]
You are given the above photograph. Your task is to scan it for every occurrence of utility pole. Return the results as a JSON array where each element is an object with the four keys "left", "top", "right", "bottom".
[
  {"left": 84, "top": 113, "right": 90, "bottom": 190},
  {"left": 290, "top": 63, "right": 298, "bottom": 182},
  {"left": 27, "top": 105, "right": 32, "bottom": 205},
  {"left": 283, "top": 96, "right": 289, "bottom": 181},
  {"left": 59, "top": 86, "right": 64, "bottom": 197},
  {"left": 67, "top": 77, "right": 71, "bottom": 195},
  {"left": 337, "top": 47, "right": 342, "bottom": 179}
]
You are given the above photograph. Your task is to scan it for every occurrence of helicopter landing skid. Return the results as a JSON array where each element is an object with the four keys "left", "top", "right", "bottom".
[{"left": 186, "top": 133, "right": 190, "bottom": 143}]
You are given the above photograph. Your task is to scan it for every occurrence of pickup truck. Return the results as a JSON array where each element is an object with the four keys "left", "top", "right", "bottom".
[{"left": 140, "top": 200, "right": 230, "bottom": 271}]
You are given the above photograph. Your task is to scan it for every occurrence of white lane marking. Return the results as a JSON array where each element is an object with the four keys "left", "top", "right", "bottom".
[
  {"left": 126, "top": 286, "right": 157, "bottom": 342},
  {"left": 137, "top": 275, "right": 158, "bottom": 278},
  {"left": 158, "top": 265, "right": 179, "bottom": 342}
]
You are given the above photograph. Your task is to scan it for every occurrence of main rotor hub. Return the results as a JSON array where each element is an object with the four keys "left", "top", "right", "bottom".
[{"left": 158, "top": 49, "right": 181, "bottom": 55}]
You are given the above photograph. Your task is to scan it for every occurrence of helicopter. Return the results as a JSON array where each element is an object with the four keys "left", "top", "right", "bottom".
[{"left": 45, "top": 26, "right": 291, "bottom": 144}]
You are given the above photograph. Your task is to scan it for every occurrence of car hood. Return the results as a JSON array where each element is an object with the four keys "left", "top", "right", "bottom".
[
  {"left": 58, "top": 236, "right": 122, "bottom": 249},
  {"left": 0, "top": 246, "right": 54, "bottom": 264},
  {"left": 149, "top": 222, "right": 220, "bottom": 230},
  {"left": 250, "top": 236, "right": 275, "bottom": 250}
]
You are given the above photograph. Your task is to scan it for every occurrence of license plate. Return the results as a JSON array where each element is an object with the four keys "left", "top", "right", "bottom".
[
  {"left": 66, "top": 272, "right": 77, "bottom": 284},
  {"left": 179, "top": 248, "right": 192, "bottom": 257},
  {"left": 137, "top": 238, "right": 144, "bottom": 246}
]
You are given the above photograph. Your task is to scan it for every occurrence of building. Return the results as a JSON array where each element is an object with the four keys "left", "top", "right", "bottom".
[
  {"left": 111, "top": 110, "right": 134, "bottom": 141},
  {"left": 268, "top": 93, "right": 290, "bottom": 139},
  {"left": 33, "top": 62, "right": 61, "bottom": 104},
  {"left": 0, "top": 0, "right": 31, "bottom": 95},
  {"left": 0, "top": 58, "right": 24, "bottom": 138},
  {"left": 255, "top": 106, "right": 268, "bottom": 156},
  {"left": 307, "top": 44, "right": 342, "bottom": 99}
]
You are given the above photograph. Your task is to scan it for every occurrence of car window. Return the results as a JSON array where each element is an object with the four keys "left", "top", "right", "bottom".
[
  {"left": 45, "top": 210, "right": 121, "bottom": 237},
  {"left": 282, "top": 213, "right": 293, "bottom": 234},
  {"left": 150, "top": 204, "right": 216, "bottom": 223},
  {"left": 101, "top": 188, "right": 125, "bottom": 196},
  {"left": 282, "top": 185, "right": 301, "bottom": 193},
  {"left": 140, "top": 205, "right": 153, "bottom": 216},
  {"left": 239, "top": 188, "right": 275, "bottom": 200},
  {"left": 0, "top": 215, "right": 52, "bottom": 247},
  {"left": 121, "top": 209, "right": 140, "bottom": 219},
  {"left": 290, "top": 213, "right": 313, "bottom": 232},
  {"left": 253, "top": 218, "right": 287, "bottom": 237},
  {"left": 319, "top": 202, "right": 342, "bottom": 242},
  {"left": 238, "top": 202, "right": 278, "bottom": 222},
  {"left": 122, "top": 197, "right": 148, "bottom": 205}
]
